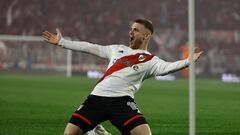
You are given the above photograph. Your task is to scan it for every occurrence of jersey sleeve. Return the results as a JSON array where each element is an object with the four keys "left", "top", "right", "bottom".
[
  {"left": 59, "top": 38, "right": 112, "bottom": 59},
  {"left": 148, "top": 57, "right": 189, "bottom": 76}
]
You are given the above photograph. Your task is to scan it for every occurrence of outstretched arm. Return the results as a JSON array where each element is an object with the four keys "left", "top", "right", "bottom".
[
  {"left": 149, "top": 50, "right": 203, "bottom": 76},
  {"left": 42, "top": 30, "right": 112, "bottom": 59}
]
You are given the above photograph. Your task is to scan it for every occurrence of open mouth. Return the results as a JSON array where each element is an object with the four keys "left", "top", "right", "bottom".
[{"left": 130, "top": 37, "right": 134, "bottom": 41}]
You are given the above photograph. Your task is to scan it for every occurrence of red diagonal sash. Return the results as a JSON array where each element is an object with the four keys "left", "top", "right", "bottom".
[{"left": 96, "top": 53, "right": 154, "bottom": 85}]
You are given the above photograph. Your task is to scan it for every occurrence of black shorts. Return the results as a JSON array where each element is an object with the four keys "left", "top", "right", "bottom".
[{"left": 69, "top": 95, "right": 147, "bottom": 135}]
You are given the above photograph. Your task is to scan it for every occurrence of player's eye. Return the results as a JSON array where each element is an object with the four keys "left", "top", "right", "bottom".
[{"left": 132, "top": 28, "right": 139, "bottom": 32}]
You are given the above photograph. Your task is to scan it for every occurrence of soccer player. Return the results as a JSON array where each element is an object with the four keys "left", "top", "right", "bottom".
[{"left": 42, "top": 19, "right": 202, "bottom": 135}]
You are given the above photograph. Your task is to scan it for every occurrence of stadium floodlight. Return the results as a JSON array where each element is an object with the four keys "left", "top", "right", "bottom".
[{"left": 188, "top": 0, "right": 196, "bottom": 135}]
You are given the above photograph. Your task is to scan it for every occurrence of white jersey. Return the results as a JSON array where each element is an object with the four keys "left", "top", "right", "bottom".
[{"left": 59, "top": 39, "right": 189, "bottom": 98}]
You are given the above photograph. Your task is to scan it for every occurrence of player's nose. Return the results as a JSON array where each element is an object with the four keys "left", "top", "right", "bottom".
[{"left": 129, "top": 30, "right": 134, "bottom": 37}]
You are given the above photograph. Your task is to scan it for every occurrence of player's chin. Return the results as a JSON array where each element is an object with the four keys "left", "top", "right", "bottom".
[{"left": 129, "top": 39, "right": 134, "bottom": 45}]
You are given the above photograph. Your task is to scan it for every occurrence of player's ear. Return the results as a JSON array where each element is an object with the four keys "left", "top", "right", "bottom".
[
  {"left": 145, "top": 33, "right": 151, "bottom": 39},
  {"left": 143, "top": 34, "right": 150, "bottom": 41},
  {"left": 142, "top": 34, "right": 147, "bottom": 40}
]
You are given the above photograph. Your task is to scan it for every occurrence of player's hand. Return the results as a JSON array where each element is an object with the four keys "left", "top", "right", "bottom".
[
  {"left": 42, "top": 29, "right": 62, "bottom": 45},
  {"left": 188, "top": 48, "right": 203, "bottom": 62},
  {"left": 193, "top": 48, "right": 203, "bottom": 62},
  {"left": 193, "top": 51, "right": 203, "bottom": 62}
]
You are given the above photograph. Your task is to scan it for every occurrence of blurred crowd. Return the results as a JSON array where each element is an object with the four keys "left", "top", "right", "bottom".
[
  {"left": 0, "top": 0, "right": 240, "bottom": 77},
  {"left": 1, "top": 0, "right": 240, "bottom": 39}
]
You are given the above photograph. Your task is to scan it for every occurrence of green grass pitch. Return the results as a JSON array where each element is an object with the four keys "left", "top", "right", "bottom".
[{"left": 0, "top": 74, "right": 240, "bottom": 135}]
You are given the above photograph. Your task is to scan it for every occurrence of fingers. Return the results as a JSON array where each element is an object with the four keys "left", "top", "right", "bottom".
[
  {"left": 194, "top": 51, "right": 203, "bottom": 62},
  {"left": 42, "top": 31, "right": 51, "bottom": 36},
  {"left": 194, "top": 47, "right": 201, "bottom": 53},
  {"left": 42, "top": 31, "right": 54, "bottom": 38},
  {"left": 42, "top": 35, "right": 50, "bottom": 41},
  {"left": 42, "top": 31, "right": 52, "bottom": 40},
  {"left": 42, "top": 34, "right": 49, "bottom": 40},
  {"left": 56, "top": 28, "right": 63, "bottom": 39},
  {"left": 42, "top": 30, "right": 59, "bottom": 45},
  {"left": 197, "top": 51, "right": 203, "bottom": 56},
  {"left": 56, "top": 28, "right": 60, "bottom": 34}
]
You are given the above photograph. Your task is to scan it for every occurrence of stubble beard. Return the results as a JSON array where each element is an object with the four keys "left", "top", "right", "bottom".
[{"left": 129, "top": 37, "right": 143, "bottom": 49}]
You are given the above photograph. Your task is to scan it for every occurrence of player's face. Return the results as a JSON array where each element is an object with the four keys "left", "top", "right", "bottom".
[{"left": 129, "top": 23, "right": 149, "bottom": 49}]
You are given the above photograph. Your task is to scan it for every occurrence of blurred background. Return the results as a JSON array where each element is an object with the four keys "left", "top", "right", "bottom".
[
  {"left": 0, "top": 0, "right": 240, "bottom": 80},
  {"left": 0, "top": 0, "right": 240, "bottom": 135}
]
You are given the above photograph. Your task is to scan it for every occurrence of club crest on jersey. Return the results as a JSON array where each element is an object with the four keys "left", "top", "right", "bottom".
[
  {"left": 138, "top": 54, "right": 145, "bottom": 61},
  {"left": 132, "top": 65, "right": 139, "bottom": 71}
]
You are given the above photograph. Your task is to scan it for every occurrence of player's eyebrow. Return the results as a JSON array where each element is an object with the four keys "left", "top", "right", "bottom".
[
  {"left": 132, "top": 27, "right": 139, "bottom": 32},
  {"left": 129, "top": 25, "right": 139, "bottom": 31},
  {"left": 128, "top": 24, "right": 133, "bottom": 30}
]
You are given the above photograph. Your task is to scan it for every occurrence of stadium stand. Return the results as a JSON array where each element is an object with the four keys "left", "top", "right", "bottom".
[{"left": 0, "top": 0, "right": 240, "bottom": 77}]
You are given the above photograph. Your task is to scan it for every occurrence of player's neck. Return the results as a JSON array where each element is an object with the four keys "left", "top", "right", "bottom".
[
  {"left": 137, "top": 44, "right": 148, "bottom": 50},
  {"left": 129, "top": 40, "right": 149, "bottom": 50},
  {"left": 129, "top": 43, "right": 148, "bottom": 50}
]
